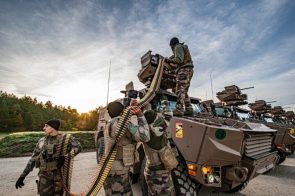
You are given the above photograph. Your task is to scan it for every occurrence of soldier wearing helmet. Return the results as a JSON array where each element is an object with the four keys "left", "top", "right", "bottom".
[
  {"left": 103, "top": 98, "right": 150, "bottom": 196},
  {"left": 142, "top": 100, "right": 178, "bottom": 196},
  {"left": 165, "top": 37, "right": 194, "bottom": 117}
]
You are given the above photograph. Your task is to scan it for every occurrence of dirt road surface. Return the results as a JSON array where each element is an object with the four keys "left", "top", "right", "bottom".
[{"left": 0, "top": 152, "right": 294, "bottom": 196}]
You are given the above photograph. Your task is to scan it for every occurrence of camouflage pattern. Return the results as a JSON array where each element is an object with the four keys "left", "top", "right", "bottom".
[
  {"left": 175, "top": 67, "right": 194, "bottom": 114},
  {"left": 165, "top": 42, "right": 194, "bottom": 115},
  {"left": 144, "top": 168, "right": 175, "bottom": 196},
  {"left": 166, "top": 43, "right": 193, "bottom": 72},
  {"left": 20, "top": 133, "right": 82, "bottom": 195},
  {"left": 103, "top": 114, "right": 150, "bottom": 195},
  {"left": 143, "top": 109, "right": 175, "bottom": 196},
  {"left": 104, "top": 163, "right": 132, "bottom": 196},
  {"left": 37, "top": 170, "right": 63, "bottom": 196}
]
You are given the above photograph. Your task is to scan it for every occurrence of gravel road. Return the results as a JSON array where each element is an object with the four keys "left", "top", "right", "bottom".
[{"left": 0, "top": 152, "right": 294, "bottom": 196}]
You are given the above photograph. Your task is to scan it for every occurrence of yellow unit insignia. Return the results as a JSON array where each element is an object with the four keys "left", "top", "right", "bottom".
[{"left": 176, "top": 122, "right": 183, "bottom": 138}]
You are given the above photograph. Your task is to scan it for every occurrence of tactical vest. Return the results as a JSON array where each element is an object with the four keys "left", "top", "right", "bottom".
[
  {"left": 104, "top": 117, "right": 136, "bottom": 167},
  {"left": 182, "top": 44, "right": 193, "bottom": 66},
  {"left": 143, "top": 141, "right": 178, "bottom": 171},
  {"left": 144, "top": 114, "right": 178, "bottom": 171},
  {"left": 175, "top": 44, "right": 193, "bottom": 72},
  {"left": 37, "top": 134, "right": 64, "bottom": 172}
]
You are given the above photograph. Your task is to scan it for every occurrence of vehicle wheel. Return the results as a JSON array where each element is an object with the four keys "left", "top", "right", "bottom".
[
  {"left": 278, "top": 153, "right": 286, "bottom": 164},
  {"left": 96, "top": 137, "right": 104, "bottom": 164},
  {"left": 139, "top": 158, "right": 148, "bottom": 196},
  {"left": 224, "top": 181, "right": 249, "bottom": 193},
  {"left": 171, "top": 156, "right": 201, "bottom": 196}
]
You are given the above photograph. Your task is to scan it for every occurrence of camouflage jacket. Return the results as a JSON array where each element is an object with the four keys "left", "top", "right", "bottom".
[
  {"left": 146, "top": 113, "right": 169, "bottom": 150},
  {"left": 166, "top": 43, "right": 193, "bottom": 71},
  {"left": 20, "top": 133, "right": 82, "bottom": 178},
  {"left": 104, "top": 115, "right": 150, "bottom": 155}
]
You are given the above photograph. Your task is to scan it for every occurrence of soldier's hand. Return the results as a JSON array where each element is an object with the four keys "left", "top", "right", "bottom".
[
  {"left": 129, "top": 99, "right": 138, "bottom": 106},
  {"left": 15, "top": 177, "right": 25, "bottom": 189},
  {"left": 164, "top": 57, "right": 170, "bottom": 63},
  {"left": 130, "top": 106, "right": 143, "bottom": 117}
]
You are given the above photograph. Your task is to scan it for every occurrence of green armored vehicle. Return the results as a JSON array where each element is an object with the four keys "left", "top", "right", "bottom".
[{"left": 136, "top": 52, "right": 278, "bottom": 194}]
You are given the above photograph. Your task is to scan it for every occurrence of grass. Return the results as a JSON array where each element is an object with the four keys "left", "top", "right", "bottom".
[
  {"left": 0, "top": 132, "right": 11, "bottom": 139},
  {"left": 0, "top": 131, "right": 96, "bottom": 158}
]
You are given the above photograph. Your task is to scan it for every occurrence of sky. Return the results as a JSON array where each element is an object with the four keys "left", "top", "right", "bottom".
[{"left": 0, "top": 0, "right": 294, "bottom": 113}]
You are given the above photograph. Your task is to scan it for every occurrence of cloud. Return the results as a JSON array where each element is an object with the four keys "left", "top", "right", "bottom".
[{"left": 0, "top": 0, "right": 294, "bottom": 112}]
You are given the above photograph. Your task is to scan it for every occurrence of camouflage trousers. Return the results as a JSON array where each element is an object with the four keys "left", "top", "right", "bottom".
[
  {"left": 37, "top": 170, "right": 63, "bottom": 196},
  {"left": 175, "top": 67, "right": 193, "bottom": 112},
  {"left": 103, "top": 167, "right": 133, "bottom": 196},
  {"left": 144, "top": 168, "right": 175, "bottom": 196}
]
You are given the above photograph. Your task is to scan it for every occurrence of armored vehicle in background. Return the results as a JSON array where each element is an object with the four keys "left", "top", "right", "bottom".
[
  {"left": 284, "top": 111, "right": 295, "bottom": 124},
  {"left": 136, "top": 51, "right": 278, "bottom": 194},
  {"left": 215, "top": 86, "right": 295, "bottom": 163},
  {"left": 248, "top": 101, "right": 295, "bottom": 163},
  {"left": 214, "top": 85, "right": 254, "bottom": 121}
]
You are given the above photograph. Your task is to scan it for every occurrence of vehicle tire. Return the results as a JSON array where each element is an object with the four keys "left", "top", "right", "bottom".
[
  {"left": 171, "top": 156, "right": 200, "bottom": 196},
  {"left": 277, "top": 152, "right": 286, "bottom": 165},
  {"left": 224, "top": 181, "right": 249, "bottom": 193},
  {"left": 139, "top": 158, "right": 149, "bottom": 196},
  {"left": 96, "top": 137, "right": 104, "bottom": 164}
]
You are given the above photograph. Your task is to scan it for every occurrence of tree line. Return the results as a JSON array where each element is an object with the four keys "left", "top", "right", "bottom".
[{"left": 0, "top": 91, "right": 101, "bottom": 132}]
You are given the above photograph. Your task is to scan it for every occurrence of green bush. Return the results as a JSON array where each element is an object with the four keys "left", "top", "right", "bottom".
[{"left": 0, "top": 131, "right": 96, "bottom": 158}]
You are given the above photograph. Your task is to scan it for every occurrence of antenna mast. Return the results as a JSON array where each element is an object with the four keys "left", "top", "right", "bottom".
[
  {"left": 106, "top": 60, "right": 111, "bottom": 105},
  {"left": 210, "top": 72, "right": 214, "bottom": 101}
]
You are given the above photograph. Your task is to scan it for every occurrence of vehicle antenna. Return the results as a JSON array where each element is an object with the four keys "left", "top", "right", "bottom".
[
  {"left": 210, "top": 72, "right": 214, "bottom": 101},
  {"left": 106, "top": 60, "right": 111, "bottom": 105}
]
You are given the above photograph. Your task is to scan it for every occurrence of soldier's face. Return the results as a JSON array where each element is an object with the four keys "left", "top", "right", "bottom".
[{"left": 43, "top": 124, "right": 55, "bottom": 135}]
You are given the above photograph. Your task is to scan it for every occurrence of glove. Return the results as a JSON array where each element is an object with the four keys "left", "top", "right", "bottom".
[
  {"left": 164, "top": 57, "right": 170, "bottom": 63},
  {"left": 57, "top": 156, "right": 65, "bottom": 169},
  {"left": 130, "top": 106, "right": 143, "bottom": 117},
  {"left": 15, "top": 177, "right": 25, "bottom": 189},
  {"left": 129, "top": 99, "right": 138, "bottom": 106}
]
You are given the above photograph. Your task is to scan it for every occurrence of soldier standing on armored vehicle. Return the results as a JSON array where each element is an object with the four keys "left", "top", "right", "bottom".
[
  {"left": 142, "top": 100, "right": 178, "bottom": 196},
  {"left": 165, "top": 37, "right": 194, "bottom": 117},
  {"left": 103, "top": 99, "right": 150, "bottom": 196},
  {"left": 15, "top": 119, "right": 82, "bottom": 196}
]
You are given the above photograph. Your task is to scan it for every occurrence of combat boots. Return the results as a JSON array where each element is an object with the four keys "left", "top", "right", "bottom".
[{"left": 173, "top": 109, "right": 184, "bottom": 117}]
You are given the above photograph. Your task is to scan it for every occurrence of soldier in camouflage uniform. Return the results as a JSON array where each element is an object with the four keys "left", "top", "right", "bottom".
[
  {"left": 165, "top": 37, "right": 194, "bottom": 117},
  {"left": 143, "top": 100, "right": 177, "bottom": 196},
  {"left": 15, "top": 119, "right": 82, "bottom": 196},
  {"left": 103, "top": 98, "right": 150, "bottom": 196}
]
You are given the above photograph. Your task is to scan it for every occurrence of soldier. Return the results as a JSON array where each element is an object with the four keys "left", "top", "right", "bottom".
[
  {"left": 103, "top": 98, "right": 150, "bottom": 196},
  {"left": 143, "top": 100, "right": 178, "bottom": 196},
  {"left": 15, "top": 119, "right": 82, "bottom": 196},
  {"left": 165, "top": 37, "right": 194, "bottom": 117}
]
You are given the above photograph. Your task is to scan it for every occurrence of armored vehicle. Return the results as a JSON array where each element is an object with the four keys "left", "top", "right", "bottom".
[
  {"left": 95, "top": 52, "right": 279, "bottom": 195},
  {"left": 214, "top": 86, "right": 295, "bottom": 163},
  {"left": 135, "top": 52, "right": 278, "bottom": 194},
  {"left": 248, "top": 101, "right": 295, "bottom": 162}
]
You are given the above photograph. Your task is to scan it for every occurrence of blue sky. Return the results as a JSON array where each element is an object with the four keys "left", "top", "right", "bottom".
[{"left": 0, "top": 0, "right": 294, "bottom": 112}]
